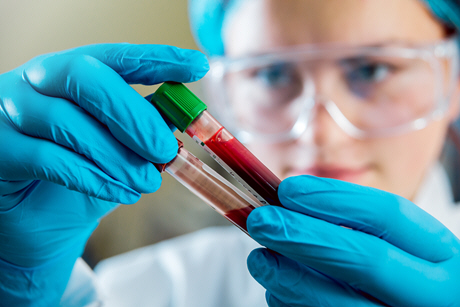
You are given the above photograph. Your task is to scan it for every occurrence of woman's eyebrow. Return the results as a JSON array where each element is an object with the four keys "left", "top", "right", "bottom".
[{"left": 357, "top": 38, "right": 429, "bottom": 48}]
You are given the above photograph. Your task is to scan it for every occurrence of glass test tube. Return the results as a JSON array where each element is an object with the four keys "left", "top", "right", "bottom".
[
  {"left": 157, "top": 141, "right": 266, "bottom": 234},
  {"left": 152, "top": 82, "right": 282, "bottom": 207}
]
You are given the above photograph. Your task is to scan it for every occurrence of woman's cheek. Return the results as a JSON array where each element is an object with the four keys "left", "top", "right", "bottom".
[
  {"left": 369, "top": 120, "right": 448, "bottom": 200},
  {"left": 245, "top": 142, "right": 291, "bottom": 179}
]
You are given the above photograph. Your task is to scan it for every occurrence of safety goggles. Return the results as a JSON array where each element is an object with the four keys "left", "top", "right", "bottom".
[{"left": 204, "top": 36, "right": 459, "bottom": 143}]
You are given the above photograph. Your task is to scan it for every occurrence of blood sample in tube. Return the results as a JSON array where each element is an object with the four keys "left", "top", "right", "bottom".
[
  {"left": 157, "top": 140, "right": 265, "bottom": 235},
  {"left": 204, "top": 127, "right": 281, "bottom": 207}
]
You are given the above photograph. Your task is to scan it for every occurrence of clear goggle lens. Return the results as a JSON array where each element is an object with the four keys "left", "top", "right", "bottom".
[{"left": 206, "top": 38, "right": 459, "bottom": 142}]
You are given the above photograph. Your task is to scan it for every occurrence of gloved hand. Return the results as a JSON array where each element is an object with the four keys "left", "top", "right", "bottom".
[
  {"left": 247, "top": 175, "right": 460, "bottom": 307},
  {"left": 0, "top": 43, "right": 209, "bottom": 306}
]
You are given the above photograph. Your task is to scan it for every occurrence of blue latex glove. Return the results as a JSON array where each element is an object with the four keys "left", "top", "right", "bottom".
[
  {"left": 247, "top": 176, "right": 460, "bottom": 307},
  {"left": 0, "top": 43, "right": 209, "bottom": 306}
]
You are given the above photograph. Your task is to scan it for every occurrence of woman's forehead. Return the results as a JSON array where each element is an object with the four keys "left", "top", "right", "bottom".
[{"left": 224, "top": 0, "right": 445, "bottom": 56}]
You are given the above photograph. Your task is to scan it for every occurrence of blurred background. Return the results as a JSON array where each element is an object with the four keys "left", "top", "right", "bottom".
[{"left": 0, "top": 0, "right": 230, "bottom": 267}]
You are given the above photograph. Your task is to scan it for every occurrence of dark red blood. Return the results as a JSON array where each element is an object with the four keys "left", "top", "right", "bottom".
[
  {"left": 224, "top": 206, "right": 255, "bottom": 232},
  {"left": 205, "top": 129, "right": 282, "bottom": 206}
]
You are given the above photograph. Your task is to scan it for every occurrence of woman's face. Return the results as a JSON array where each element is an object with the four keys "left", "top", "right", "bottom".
[{"left": 223, "top": 0, "right": 460, "bottom": 200}]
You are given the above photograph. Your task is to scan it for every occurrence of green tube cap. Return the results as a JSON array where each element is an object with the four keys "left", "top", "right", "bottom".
[{"left": 151, "top": 82, "right": 207, "bottom": 132}]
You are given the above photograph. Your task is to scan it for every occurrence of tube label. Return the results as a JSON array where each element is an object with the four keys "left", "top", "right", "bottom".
[
  {"left": 201, "top": 164, "right": 262, "bottom": 208},
  {"left": 192, "top": 135, "right": 268, "bottom": 205}
]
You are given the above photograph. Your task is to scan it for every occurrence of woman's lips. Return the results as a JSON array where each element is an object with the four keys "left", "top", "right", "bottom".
[{"left": 291, "top": 165, "right": 371, "bottom": 182}]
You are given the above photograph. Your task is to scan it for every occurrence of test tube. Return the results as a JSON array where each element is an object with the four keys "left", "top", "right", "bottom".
[
  {"left": 151, "top": 82, "right": 282, "bottom": 207},
  {"left": 156, "top": 140, "right": 266, "bottom": 234}
]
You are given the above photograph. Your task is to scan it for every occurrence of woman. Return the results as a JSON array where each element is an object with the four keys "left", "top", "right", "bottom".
[
  {"left": 96, "top": 1, "right": 460, "bottom": 306},
  {"left": 0, "top": 0, "right": 459, "bottom": 306},
  {"left": 192, "top": 1, "right": 460, "bottom": 306}
]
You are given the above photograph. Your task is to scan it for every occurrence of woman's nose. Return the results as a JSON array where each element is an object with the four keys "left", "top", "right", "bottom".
[
  {"left": 297, "top": 96, "right": 352, "bottom": 148},
  {"left": 296, "top": 66, "right": 355, "bottom": 147}
]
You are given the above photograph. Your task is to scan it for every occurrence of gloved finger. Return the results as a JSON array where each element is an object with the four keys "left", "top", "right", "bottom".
[
  {"left": 59, "top": 43, "right": 210, "bottom": 84},
  {"left": 0, "top": 121, "right": 140, "bottom": 206},
  {"left": 265, "top": 292, "right": 291, "bottom": 307},
  {"left": 23, "top": 54, "right": 177, "bottom": 163},
  {"left": 247, "top": 206, "right": 459, "bottom": 307},
  {"left": 248, "top": 248, "right": 381, "bottom": 307},
  {"left": 278, "top": 175, "right": 456, "bottom": 262},
  {"left": 0, "top": 183, "right": 117, "bottom": 267},
  {"left": 6, "top": 82, "right": 161, "bottom": 194},
  {"left": 144, "top": 93, "right": 177, "bottom": 132},
  {"left": 265, "top": 292, "right": 382, "bottom": 307}
]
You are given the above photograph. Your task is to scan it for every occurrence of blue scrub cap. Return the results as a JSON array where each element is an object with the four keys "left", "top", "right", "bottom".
[
  {"left": 188, "top": 0, "right": 460, "bottom": 56},
  {"left": 188, "top": 0, "right": 235, "bottom": 56}
]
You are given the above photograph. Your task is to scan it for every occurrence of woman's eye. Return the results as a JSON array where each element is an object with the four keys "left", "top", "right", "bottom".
[
  {"left": 340, "top": 58, "right": 397, "bottom": 98},
  {"left": 253, "top": 64, "right": 297, "bottom": 88},
  {"left": 346, "top": 63, "right": 392, "bottom": 83}
]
